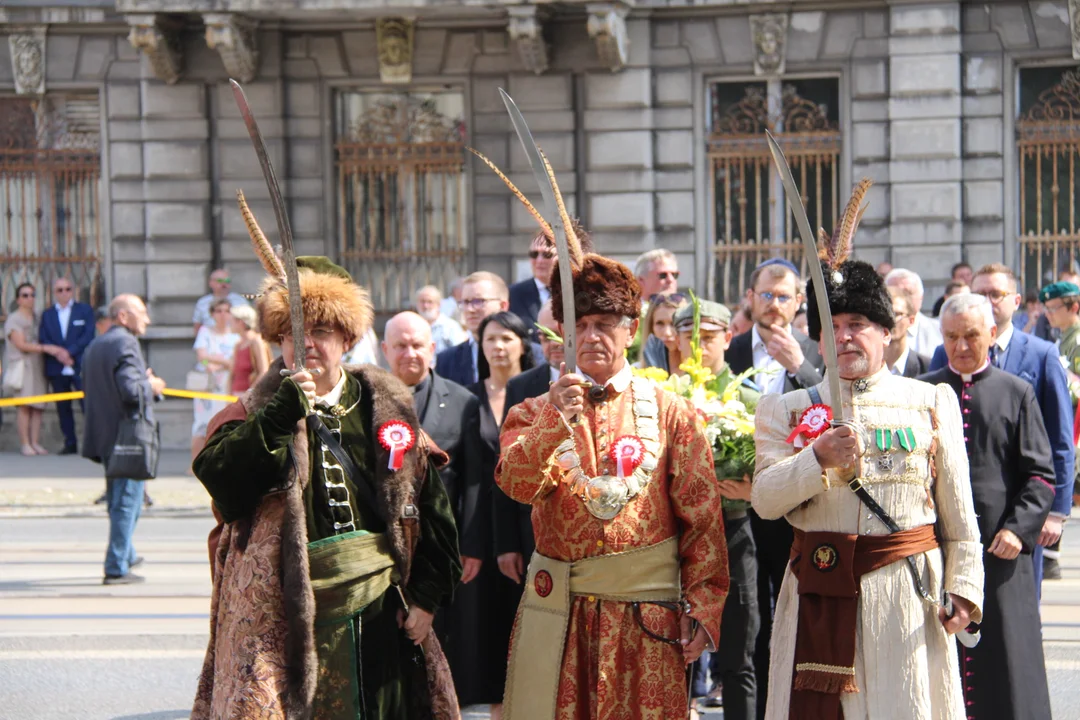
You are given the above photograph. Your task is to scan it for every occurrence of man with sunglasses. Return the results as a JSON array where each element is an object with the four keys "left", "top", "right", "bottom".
[
  {"left": 191, "top": 267, "right": 249, "bottom": 336},
  {"left": 927, "top": 264, "right": 1075, "bottom": 591},
  {"left": 38, "top": 277, "right": 95, "bottom": 454},
  {"left": 634, "top": 248, "right": 681, "bottom": 302},
  {"left": 509, "top": 234, "right": 556, "bottom": 340}
]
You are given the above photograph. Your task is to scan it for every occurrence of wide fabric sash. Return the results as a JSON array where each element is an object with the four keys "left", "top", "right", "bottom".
[
  {"left": 788, "top": 525, "right": 939, "bottom": 720},
  {"left": 504, "top": 536, "right": 682, "bottom": 720},
  {"left": 308, "top": 530, "right": 398, "bottom": 718}
]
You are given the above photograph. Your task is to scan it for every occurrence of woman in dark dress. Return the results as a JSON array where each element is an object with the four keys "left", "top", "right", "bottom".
[{"left": 468, "top": 311, "right": 536, "bottom": 720}]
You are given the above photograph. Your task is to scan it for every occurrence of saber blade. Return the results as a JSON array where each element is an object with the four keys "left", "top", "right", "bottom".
[
  {"left": 230, "top": 78, "right": 306, "bottom": 372},
  {"left": 498, "top": 88, "right": 577, "bottom": 373},
  {"left": 764, "top": 130, "right": 844, "bottom": 420}
]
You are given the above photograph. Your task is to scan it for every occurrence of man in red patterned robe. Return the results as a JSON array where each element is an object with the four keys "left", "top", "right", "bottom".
[{"left": 496, "top": 250, "right": 729, "bottom": 720}]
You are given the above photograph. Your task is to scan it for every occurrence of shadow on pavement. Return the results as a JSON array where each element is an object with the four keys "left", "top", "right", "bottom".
[{"left": 111, "top": 712, "right": 191, "bottom": 720}]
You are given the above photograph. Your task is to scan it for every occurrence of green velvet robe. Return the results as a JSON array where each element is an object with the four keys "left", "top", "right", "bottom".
[{"left": 196, "top": 372, "right": 462, "bottom": 719}]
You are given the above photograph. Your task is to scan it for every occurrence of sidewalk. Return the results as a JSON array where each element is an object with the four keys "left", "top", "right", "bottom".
[{"left": 0, "top": 450, "right": 211, "bottom": 518}]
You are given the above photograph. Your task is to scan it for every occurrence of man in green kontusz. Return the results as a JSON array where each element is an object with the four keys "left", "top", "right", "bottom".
[{"left": 673, "top": 297, "right": 762, "bottom": 718}]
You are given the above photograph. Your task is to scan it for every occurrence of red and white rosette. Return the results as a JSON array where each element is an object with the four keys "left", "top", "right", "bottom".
[
  {"left": 378, "top": 420, "right": 415, "bottom": 471},
  {"left": 610, "top": 436, "right": 646, "bottom": 479},
  {"left": 786, "top": 404, "right": 833, "bottom": 448}
]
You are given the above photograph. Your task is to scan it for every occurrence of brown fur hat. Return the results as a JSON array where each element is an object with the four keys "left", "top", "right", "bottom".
[
  {"left": 256, "top": 256, "right": 373, "bottom": 347},
  {"left": 549, "top": 254, "right": 642, "bottom": 324}
]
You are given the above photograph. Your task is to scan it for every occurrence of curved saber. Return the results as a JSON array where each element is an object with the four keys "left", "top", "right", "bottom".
[
  {"left": 498, "top": 88, "right": 577, "bottom": 373},
  {"left": 230, "top": 78, "right": 306, "bottom": 373},
  {"left": 764, "top": 130, "right": 844, "bottom": 420}
]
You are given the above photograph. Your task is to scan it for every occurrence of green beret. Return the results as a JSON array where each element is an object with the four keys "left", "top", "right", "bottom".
[
  {"left": 674, "top": 298, "right": 731, "bottom": 331},
  {"left": 297, "top": 256, "right": 353, "bottom": 282},
  {"left": 1039, "top": 281, "right": 1080, "bottom": 303}
]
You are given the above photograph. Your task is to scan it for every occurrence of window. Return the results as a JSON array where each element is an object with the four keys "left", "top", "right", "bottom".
[
  {"left": 335, "top": 89, "right": 467, "bottom": 314},
  {"left": 707, "top": 78, "right": 840, "bottom": 303},
  {"left": 1016, "top": 66, "right": 1080, "bottom": 289}
]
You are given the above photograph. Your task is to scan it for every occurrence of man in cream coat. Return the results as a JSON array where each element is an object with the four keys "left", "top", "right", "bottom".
[{"left": 751, "top": 254, "right": 983, "bottom": 720}]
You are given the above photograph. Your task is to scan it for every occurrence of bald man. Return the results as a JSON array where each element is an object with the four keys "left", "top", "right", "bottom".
[
  {"left": 383, "top": 312, "right": 487, "bottom": 685},
  {"left": 82, "top": 294, "right": 165, "bottom": 584}
]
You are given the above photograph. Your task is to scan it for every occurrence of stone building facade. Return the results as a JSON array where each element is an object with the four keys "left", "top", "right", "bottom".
[{"left": 1, "top": 0, "right": 1079, "bottom": 446}]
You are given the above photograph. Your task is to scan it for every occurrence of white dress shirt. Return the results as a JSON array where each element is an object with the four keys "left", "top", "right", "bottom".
[
  {"left": 908, "top": 312, "right": 943, "bottom": 356},
  {"left": 534, "top": 278, "right": 551, "bottom": 308},
  {"left": 890, "top": 345, "right": 911, "bottom": 376},
  {"left": 751, "top": 325, "right": 787, "bottom": 395},
  {"left": 55, "top": 300, "right": 75, "bottom": 376},
  {"left": 581, "top": 362, "right": 632, "bottom": 393}
]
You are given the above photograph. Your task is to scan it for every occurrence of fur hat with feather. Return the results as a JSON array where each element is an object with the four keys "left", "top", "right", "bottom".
[
  {"left": 237, "top": 190, "right": 373, "bottom": 347},
  {"left": 469, "top": 148, "right": 639, "bottom": 323},
  {"left": 805, "top": 179, "right": 895, "bottom": 341}
]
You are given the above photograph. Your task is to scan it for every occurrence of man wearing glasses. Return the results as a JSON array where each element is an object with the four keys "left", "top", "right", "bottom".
[
  {"left": 634, "top": 248, "right": 680, "bottom": 303},
  {"left": 191, "top": 267, "right": 249, "bottom": 335},
  {"left": 509, "top": 234, "right": 556, "bottom": 339},
  {"left": 38, "top": 277, "right": 95, "bottom": 454},
  {"left": 927, "top": 263, "right": 1074, "bottom": 590},
  {"left": 435, "top": 271, "right": 509, "bottom": 387}
]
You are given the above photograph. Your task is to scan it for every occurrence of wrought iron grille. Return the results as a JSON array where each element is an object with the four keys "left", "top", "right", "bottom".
[
  {"left": 335, "top": 90, "right": 466, "bottom": 314},
  {"left": 0, "top": 95, "right": 103, "bottom": 316},
  {"left": 1016, "top": 67, "right": 1080, "bottom": 290},
  {"left": 707, "top": 80, "right": 841, "bottom": 303}
]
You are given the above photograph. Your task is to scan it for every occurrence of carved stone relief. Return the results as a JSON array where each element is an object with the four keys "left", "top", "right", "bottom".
[
  {"left": 376, "top": 17, "right": 414, "bottom": 85},
  {"left": 749, "top": 13, "right": 788, "bottom": 77},
  {"left": 126, "top": 13, "right": 183, "bottom": 84},
  {"left": 9, "top": 27, "right": 46, "bottom": 95},
  {"left": 507, "top": 5, "right": 549, "bottom": 76},
  {"left": 204, "top": 13, "right": 259, "bottom": 83},
  {"left": 587, "top": 2, "right": 630, "bottom": 73}
]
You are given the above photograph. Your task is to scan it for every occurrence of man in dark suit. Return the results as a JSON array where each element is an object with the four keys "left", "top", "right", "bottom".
[
  {"left": 39, "top": 277, "right": 96, "bottom": 453},
  {"left": 725, "top": 258, "right": 823, "bottom": 719},
  {"left": 928, "top": 263, "right": 1075, "bottom": 591},
  {"left": 82, "top": 294, "right": 165, "bottom": 585},
  {"left": 435, "top": 271, "right": 509, "bottom": 387},
  {"left": 886, "top": 287, "right": 931, "bottom": 377},
  {"left": 727, "top": 259, "right": 824, "bottom": 394},
  {"left": 495, "top": 302, "right": 564, "bottom": 585},
  {"left": 509, "top": 234, "right": 555, "bottom": 342},
  {"left": 383, "top": 310, "right": 486, "bottom": 693}
]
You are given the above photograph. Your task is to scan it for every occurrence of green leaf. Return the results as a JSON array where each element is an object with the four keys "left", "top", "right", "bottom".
[{"left": 535, "top": 322, "right": 563, "bottom": 344}]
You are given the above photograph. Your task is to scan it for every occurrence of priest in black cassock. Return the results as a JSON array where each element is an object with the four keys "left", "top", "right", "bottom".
[{"left": 920, "top": 293, "right": 1055, "bottom": 720}]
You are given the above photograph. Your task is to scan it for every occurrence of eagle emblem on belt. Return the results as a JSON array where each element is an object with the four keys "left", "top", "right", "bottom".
[
  {"left": 812, "top": 543, "right": 839, "bottom": 572},
  {"left": 534, "top": 569, "right": 554, "bottom": 598}
]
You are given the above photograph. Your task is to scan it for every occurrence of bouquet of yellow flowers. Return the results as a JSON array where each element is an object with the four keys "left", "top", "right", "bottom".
[{"left": 633, "top": 297, "right": 759, "bottom": 509}]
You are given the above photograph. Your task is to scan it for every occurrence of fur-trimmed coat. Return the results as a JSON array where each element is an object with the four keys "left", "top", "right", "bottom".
[{"left": 192, "top": 360, "right": 462, "bottom": 720}]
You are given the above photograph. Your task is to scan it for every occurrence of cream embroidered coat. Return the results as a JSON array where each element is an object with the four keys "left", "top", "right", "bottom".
[{"left": 751, "top": 366, "right": 984, "bottom": 720}]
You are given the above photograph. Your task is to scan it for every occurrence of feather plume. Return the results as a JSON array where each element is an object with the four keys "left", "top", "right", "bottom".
[
  {"left": 468, "top": 147, "right": 554, "bottom": 240},
  {"left": 537, "top": 147, "right": 584, "bottom": 271},
  {"left": 237, "top": 189, "right": 286, "bottom": 282},
  {"left": 820, "top": 178, "right": 873, "bottom": 270}
]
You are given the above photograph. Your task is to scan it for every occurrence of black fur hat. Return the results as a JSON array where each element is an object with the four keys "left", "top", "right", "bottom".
[{"left": 806, "top": 259, "right": 895, "bottom": 341}]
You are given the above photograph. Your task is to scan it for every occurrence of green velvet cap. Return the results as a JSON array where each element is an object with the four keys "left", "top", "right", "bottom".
[
  {"left": 297, "top": 256, "right": 353, "bottom": 282},
  {"left": 1039, "top": 281, "right": 1080, "bottom": 303}
]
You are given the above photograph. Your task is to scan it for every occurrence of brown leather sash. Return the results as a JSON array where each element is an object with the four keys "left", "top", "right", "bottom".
[{"left": 788, "top": 525, "right": 939, "bottom": 720}]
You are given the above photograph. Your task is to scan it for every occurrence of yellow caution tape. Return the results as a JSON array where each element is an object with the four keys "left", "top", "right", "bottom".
[{"left": 0, "top": 388, "right": 238, "bottom": 408}]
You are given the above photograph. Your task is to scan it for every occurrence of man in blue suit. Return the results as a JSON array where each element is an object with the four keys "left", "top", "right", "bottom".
[
  {"left": 508, "top": 234, "right": 554, "bottom": 342},
  {"left": 38, "top": 277, "right": 96, "bottom": 454},
  {"left": 927, "top": 263, "right": 1074, "bottom": 591},
  {"left": 435, "top": 271, "right": 509, "bottom": 387}
]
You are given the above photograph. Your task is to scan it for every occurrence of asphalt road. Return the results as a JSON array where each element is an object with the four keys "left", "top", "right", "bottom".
[{"left": 1, "top": 458, "right": 1079, "bottom": 718}]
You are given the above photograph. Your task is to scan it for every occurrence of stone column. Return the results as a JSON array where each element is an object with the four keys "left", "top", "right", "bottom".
[{"left": 887, "top": 1, "right": 963, "bottom": 305}]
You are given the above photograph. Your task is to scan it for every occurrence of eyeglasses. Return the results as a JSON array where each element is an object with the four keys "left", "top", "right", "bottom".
[
  {"left": 753, "top": 290, "right": 795, "bottom": 304},
  {"left": 976, "top": 289, "right": 1012, "bottom": 303},
  {"left": 1044, "top": 301, "right": 1068, "bottom": 313},
  {"left": 529, "top": 250, "right": 555, "bottom": 260},
  {"left": 656, "top": 271, "right": 680, "bottom": 281},
  {"left": 280, "top": 327, "right": 338, "bottom": 343},
  {"left": 649, "top": 292, "right": 688, "bottom": 304},
  {"left": 462, "top": 297, "right": 500, "bottom": 310}
]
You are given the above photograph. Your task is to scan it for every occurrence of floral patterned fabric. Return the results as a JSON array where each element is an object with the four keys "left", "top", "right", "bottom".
[{"left": 496, "top": 380, "right": 729, "bottom": 720}]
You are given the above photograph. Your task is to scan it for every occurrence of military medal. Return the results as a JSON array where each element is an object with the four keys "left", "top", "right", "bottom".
[
  {"left": 874, "top": 428, "right": 893, "bottom": 471},
  {"left": 378, "top": 420, "right": 415, "bottom": 471},
  {"left": 897, "top": 427, "right": 916, "bottom": 451}
]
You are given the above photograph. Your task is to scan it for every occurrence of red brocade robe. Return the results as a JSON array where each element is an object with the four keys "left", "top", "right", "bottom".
[{"left": 496, "top": 375, "right": 729, "bottom": 720}]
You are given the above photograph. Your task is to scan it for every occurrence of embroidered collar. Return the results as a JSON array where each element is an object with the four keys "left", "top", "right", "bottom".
[
  {"left": 841, "top": 364, "right": 890, "bottom": 394},
  {"left": 582, "top": 362, "right": 633, "bottom": 395}
]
